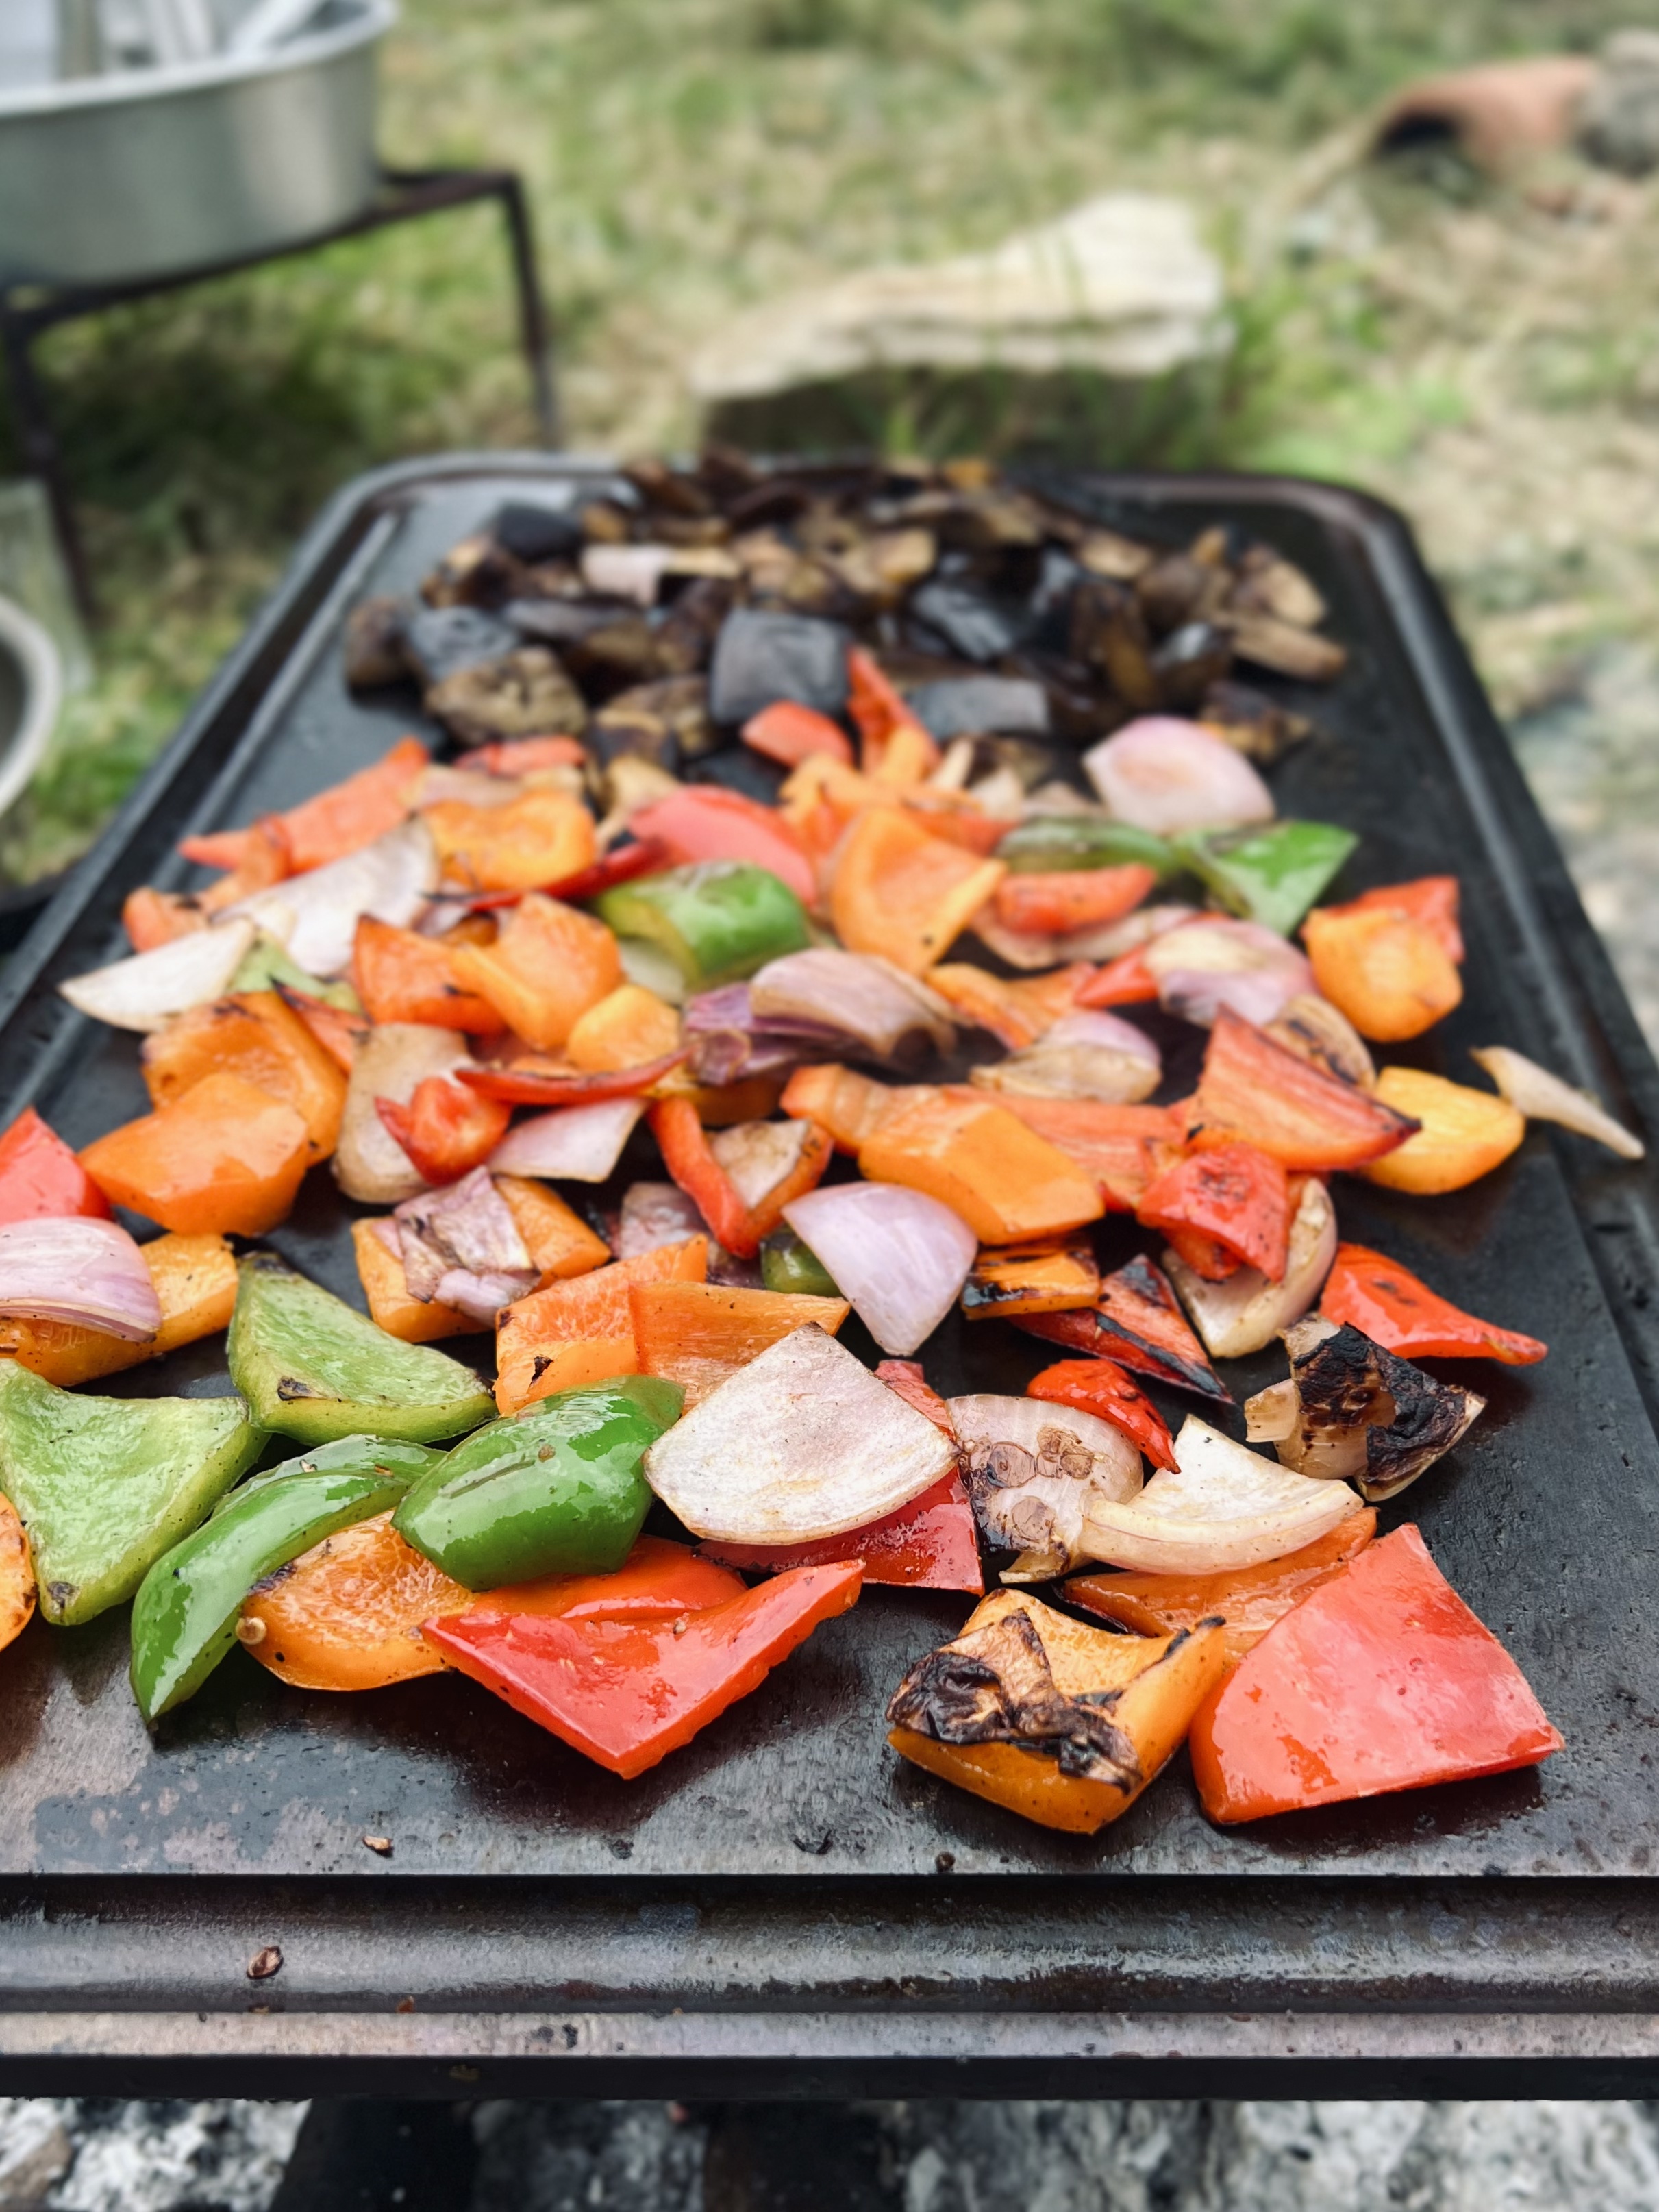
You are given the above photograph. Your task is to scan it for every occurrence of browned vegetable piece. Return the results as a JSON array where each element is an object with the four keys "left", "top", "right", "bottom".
[
  {"left": 959, "top": 1238, "right": 1101, "bottom": 1321},
  {"left": 886, "top": 1589, "right": 1229, "bottom": 1834},
  {"left": 426, "top": 648, "right": 588, "bottom": 748},
  {"left": 1244, "top": 1318, "right": 1485, "bottom": 1504},
  {"left": 0, "top": 1493, "right": 36, "bottom": 1654}
]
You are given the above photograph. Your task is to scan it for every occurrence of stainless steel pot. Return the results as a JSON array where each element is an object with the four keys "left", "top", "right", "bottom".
[
  {"left": 0, "top": 1, "right": 395, "bottom": 287},
  {"left": 0, "top": 595, "right": 61, "bottom": 824}
]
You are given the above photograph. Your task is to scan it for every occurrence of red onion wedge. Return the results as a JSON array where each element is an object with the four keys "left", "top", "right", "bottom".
[
  {"left": 783, "top": 1181, "right": 977, "bottom": 1357},
  {"left": 971, "top": 1009, "right": 1162, "bottom": 1104},
  {"left": 1143, "top": 917, "right": 1312, "bottom": 1028},
  {"left": 0, "top": 1217, "right": 162, "bottom": 1340},
  {"left": 1080, "top": 1414, "right": 1364, "bottom": 1575},
  {"left": 1084, "top": 717, "right": 1273, "bottom": 835},
  {"left": 59, "top": 916, "right": 258, "bottom": 1033},
  {"left": 1469, "top": 1045, "right": 1645, "bottom": 1161},
  {"left": 486, "top": 1098, "right": 645, "bottom": 1182},
  {"left": 643, "top": 1321, "right": 958, "bottom": 1544},
  {"left": 748, "top": 950, "right": 956, "bottom": 1065},
  {"left": 394, "top": 1167, "right": 536, "bottom": 1319}
]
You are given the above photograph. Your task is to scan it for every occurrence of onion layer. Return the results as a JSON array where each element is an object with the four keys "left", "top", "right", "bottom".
[
  {"left": 1143, "top": 918, "right": 1312, "bottom": 1028},
  {"left": 1470, "top": 1045, "right": 1645, "bottom": 1161},
  {"left": 0, "top": 1217, "right": 162, "bottom": 1340},
  {"left": 487, "top": 1098, "right": 645, "bottom": 1182},
  {"left": 948, "top": 1393, "right": 1142, "bottom": 1581},
  {"left": 1164, "top": 1177, "right": 1336, "bottom": 1359},
  {"left": 783, "top": 1181, "right": 977, "bottom": 1357},
  {"left": 1080, "top": 1415, "right": 1363, "bottom": 1574},
  {"left": 1084, "top": 718, "right": 1274, "bottom": 836},
  {"left": 231, "top": 818, "right": 436, "bottom": 980},
  {"left": 60, "top": 917, "right": 258, "bottom": 1034}
]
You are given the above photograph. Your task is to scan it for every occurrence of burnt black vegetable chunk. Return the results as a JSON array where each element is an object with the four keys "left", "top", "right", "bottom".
[
  {"left": 708, "top": 608, "right": 849, "bottom": 725},
  {"left": 906, "top": 675, "right": 1051, "bottom": 741}
]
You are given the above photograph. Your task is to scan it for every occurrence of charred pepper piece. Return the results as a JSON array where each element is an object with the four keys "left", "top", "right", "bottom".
[
  {"left": 0, "top": 1363, "right": 262, "bottom": 1626},
  {"left": 392, "top": 1376, "right": 684, "bottom": 1590},
  {"left": 227, "top": 1254, "right": 495, "bottom": 1447},
  {"left": 128, "top": 1435, "right": 440, "bottom": 1722}
]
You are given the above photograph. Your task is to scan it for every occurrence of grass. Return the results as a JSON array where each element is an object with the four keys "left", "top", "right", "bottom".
[{"left": 0, "top": 0, "right": 1652, "bottom": 877}]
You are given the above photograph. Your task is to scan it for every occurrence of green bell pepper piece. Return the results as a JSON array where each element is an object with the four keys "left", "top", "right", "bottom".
[
  {"left": 227, "top": 1253, "right": 495, "bottom": 1447},
  {"left": 392, "top": 1376, "right": 685, "bottom": 1591},
  {"left": 1177, "top": 820, "right": 1359, "bottom": 936},
  {"left": 129, "top": 1434, "right": 442, "bottom": 1723},
  {"left": 760, "top": 1227, "right": 840, "bottom": 1300},
  {"left": 232, "top": 933, "right": 362, "bottom": 1013},
  {"left": 0, "top": 1365, "right": 262, "bottom": 1626},
  {"left": 995, "top": 817, "right": 1179, "bottom": 878},
  {"left": 595, "top": 862, "right": 810, "bottom": 990}
]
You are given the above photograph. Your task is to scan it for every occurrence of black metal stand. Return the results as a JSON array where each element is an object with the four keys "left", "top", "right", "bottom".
[{"left": 0, "top": 166, "right": 558, "bottom": 621}]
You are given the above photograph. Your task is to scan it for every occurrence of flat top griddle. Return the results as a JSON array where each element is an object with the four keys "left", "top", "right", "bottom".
[{"left": 3, "top": 457, "right": 1658, "bottom": 2096}]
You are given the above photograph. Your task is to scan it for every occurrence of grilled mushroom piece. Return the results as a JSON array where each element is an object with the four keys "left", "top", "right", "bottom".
[
  {"left": 1245, "top": 1317, "right": 1484, "bottom": 1504},
  {"left": 343, "top": 596, "right": 409, "bottom": 691},
  {"left": 401, "top": 605, "right": 521, "bottom": 689},
  {"left": 425, "top": 647, "right": 588, "bottom": 749},
  {"left": 1198, "top": 680, "right": 1311, "bottom": 766}
]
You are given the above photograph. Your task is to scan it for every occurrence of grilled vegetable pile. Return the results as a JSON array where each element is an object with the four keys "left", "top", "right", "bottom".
[{"left": 1, "top": 453, "right": 1639, "bottom": 1833}]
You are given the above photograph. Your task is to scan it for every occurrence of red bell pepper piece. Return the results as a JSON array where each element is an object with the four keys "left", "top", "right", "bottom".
[
  {"left": 1190, "top": 1009, "right": 1419, "bottom": 1171},
  {"left": 992, "top": 865, "right": 1158, "bottom": 939},
  {"left": 649, "top": 1098, "right": 833, "bottom": 1260},
  {"left": 457, "top": 1048, "right": 690, "bottom": 1107},
  {"left": 1190, "top": 1524, "right": 1562, "bottom": 1824},
  {"left": 1016, "top": 1254, "right": 1230, "bottom": 1403},
  {"left": 629, "top": 787, "right": 816, "bottom": 906},
  {"left": 453, "top": 838, "right": 672, "bottom": 914},
  {"left": 874, "top": 1358, "right": 956, "bottom": 1434},
  {"left": 274, "top": 986, "right": 371, "bottom": 1076},
  {"left": 0, "top": 1106, "right": 112, "bottom": 1226},
  {"left": 698, "top": 1473, "right": 983, "bottom": 1593},
  {"left": 462, "top": 737, "right": 588, "bottom": 778},
  {"left": 846, "top": 647, "right": 916, "bottom": 766},
  {"left": 179, "top": 736, "right": 427, "bottom": 876},
  {"left": 1320, "top": 1242, "right": 1546, "bottom": 1365},
  {"left": 1026, "top": 1358, "right": 1177, "bottom": 1470},
  {"left": 462, "top": 1535, "right": 745, "bottom": 1621},
  {"left": 1162, "top": 1226, "right": 1241, "bottom": 1280},
  {"left": 742, "top": 702, "right": 853, "bottom": 770},
  {"left": 1074, "top": 947, "right": 1159, "bottom": 1008},
  {"left": 1320, "top": 875, "right": 1463, "bottom": 963},
  {"left": 376, "top": 1076, "right": 511, "bottom": 1186},
  {"left": 1137, "top": 1140, "right": 1290, "bottom": 1280},
  {"left": 425, "top": 1559, "right": 864, "bottom": 1778}
]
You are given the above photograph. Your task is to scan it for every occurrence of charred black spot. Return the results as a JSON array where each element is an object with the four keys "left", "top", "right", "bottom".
[{"left": 275, "top": 1376, "right": 327, "bottom": 1401}]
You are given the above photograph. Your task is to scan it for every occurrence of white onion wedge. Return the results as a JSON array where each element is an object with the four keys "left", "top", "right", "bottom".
[
  {"left": 1471, "top": 1045, "right": 1644, "bottom": 1161},
  {"left": 710, "top": 1118, "right": 813, "bottom": 1210},
  {"left": 333, "top": 1023, "right": 470, "bottom": 1205},
  {"left": 230, "top": 817, "right": 436, "bottom": 979},
  {"left": 1164, "top": 1176, "right": 1336, "bottom": 1359},
  {"left": 59, "top": 917, "right": 258, "bottom": 1033},
  {"left": 1084, "top": 717, "right": 1273, "bottom": 835},
  {"left": 971, "top": 1010, "right": 1162, "bottom": 1105},
  {"left": 949, "top": 1393, "right": 1142, "bottom": 1582},
  {"left": 487, "top": 1098, "right": 645, "bottom": 1182},
  {"left": 643, "top": 1322, "right": 958, "bottom": 1543},
  {"left": 1143, "top": 917, "right": 1312, "bottom": 1028},
  {"left": 784, "top": 1181, "right": 976, "bottom": 1356},
  {"left": 0, "top": 1217, "right": 162, "bottom": 1340},
  {"left": 1080, "top": 1414, "right": 1363, "bottom": 1574}
]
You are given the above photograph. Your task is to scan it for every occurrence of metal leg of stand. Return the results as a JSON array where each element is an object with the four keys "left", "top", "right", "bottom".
[
  {"left": 497, "top": 174, "right": 558, "bottom": 446},
  {"left": 0, "top": 304, "right": 96, "bottom": 622}
]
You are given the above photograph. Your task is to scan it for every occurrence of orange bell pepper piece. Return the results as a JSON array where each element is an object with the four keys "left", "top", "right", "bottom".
[
  {"left": 425, "top": 1558, "right": 864, "bottom": 1779},
  {"left": 1322, "top": 874, "right": 1463, "bottom": 962},
  {"left": 1074, "top": 946, "right": 1160, "bottom": 1007},
  {"left": 1319, "top": 1241, "right": 1545, "bottom": 1365},
  {"left": 741, "top": 701, "right": 853, "bottom": 770},
  {"left": 352, "top": 916, "right": 506, "bottom": 1034},
  {"left": 630, "top": 1278, "right": 849, "bottom": 1404},
  {"left": 376, "top": 1074, "right": 512, "bottom": 1186},
  {"left": 1190, "top": 1010, "right": 1419, "bottom": 1172},
  {"left": 866, "top": 719, "right": 938, "bottom": 791},
  {"left": 0, "top": 1493, "right": 33, "bottom": 1656},
  {"left": 179, "top": 737, "right": 427, "bottom": 875},
  {"left": 957, "top": 1094, "right": 1180, "bottom": 1213},
  {"left": 240, "top": 1508, "right": 475, "bottom": 1691},
  {"left": 629, "top": 787, "right": 816, "bottom": 907},
  {"left": 847, "top": 646, "right": 938, "bottom": 775},
  {"left": 698, "top": 1471, "right": 983, "bottom": 1593},
  {"left": 1303, "top": 904, "right": 1462, "bottom": 1043},
  {"left": 352, "top": 1217, "right": 485, "bottom": 1343},
  {"left": 927, "top": 962, "right": 1092, "bottom": 1050},
  {"left": 875, "top": 1358, "right": 956, "bottom": 1432},
  {"left": 460, "top": 1535, "right": 743, "bottom": 1623},
  {"left": 493, "top": 1236, "right": 709, "bottom": 1413},
  {"left": 140, "top": 990, "right": 349, "bottom": 1162},
  {"left": 80, "top": 1072, "right": 312, "bottom": 1237},
  {"left": 123, "top": 887, "right": 208, "bottom": 952},
  {"left": 449, "top": 894, "right": 622, "bottom": 1052},
  {"left": 858, "top": 1091, "right": 1103, "bottom": 1244},
  {"left": 959, "top": 1237, "right": 1100, "bottom": 1321},
  {"left": 778, "top": 1065, "right": 912, "bottom": 1151},
  {"left": 1066, "top": 1509, "right": 1377, "bottom": 1668},
  {"left": 1017, "top": 1252, "right": 1230, "bottom": 1403},
  {"left": 424, "top": 786, "right": 596, "bottom": 895},
  {"left": 1026, "top": 1357, "right": 1177, "bottom": 1471},
  {"left": 1189, "top": 1524, "right": 1562, "bottom": 1824},
  {"left": 0, "top": 1105, "right": 112, "bottom": 1226},
  {"left": 829, "top": 809, "right": 1003, "bottom": 975},
  {"left": 564, "top": 984, "right": 682, "bottom": 1073},
  {"left": 1137, "top": 1141, "right": 1290, "bottom": 1280},
  {"left": 992, "top": 865, "right": 1158, "bottom": 938},
  {"left": 495, "top": 1174, "right": 611, "bottom": 1282},
  {"left": 275, "top": 986, "right": 370, "bottom": 1075},
  {"left": 0, "top": 1230, "right": 237, "bottom": 1387},
  {"left": 1360, "top": 1068, "right": 1524, "bottom": 1195},
  {"left": 649, "top": 1099, "right": 834, "bottom": 1258}
]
